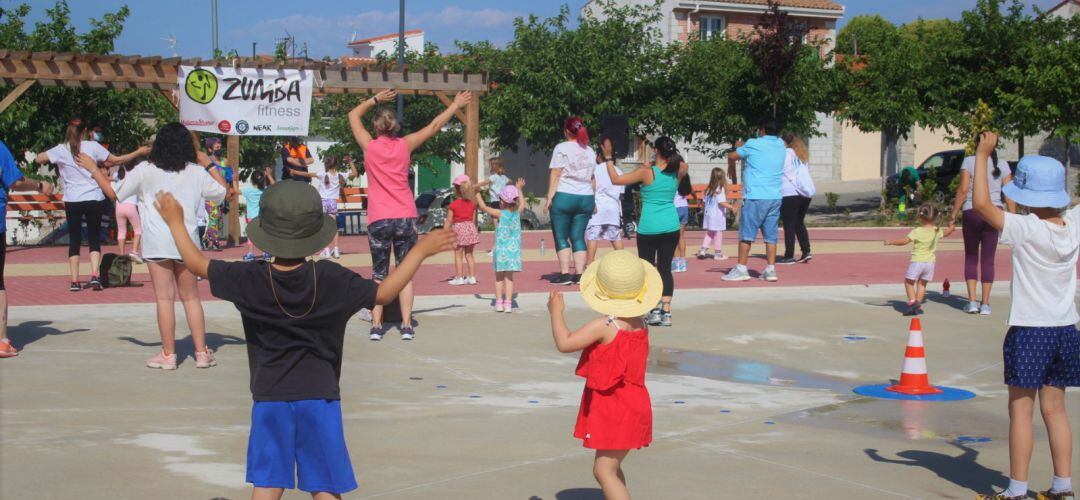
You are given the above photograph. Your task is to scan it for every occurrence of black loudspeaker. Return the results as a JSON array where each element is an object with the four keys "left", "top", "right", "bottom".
[{"left": 600, "top": 115, "right": 630, "bottom": 159}]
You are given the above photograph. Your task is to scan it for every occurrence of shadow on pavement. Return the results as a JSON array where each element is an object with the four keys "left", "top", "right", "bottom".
[
  {"left": 923, "top": 291, "right": 968, "bottom": 311},
  {"left": 529, "top": 489, "right": 604, "bottom": 500},
  {"left": 7, "top": 320, "right": 89, "bottom": 350},
  {"left": 864, "top": 442, "right": 1007, "bottom": 494},
  {"left": 117, "top": 332, "right": 246, "bottom": 366}
]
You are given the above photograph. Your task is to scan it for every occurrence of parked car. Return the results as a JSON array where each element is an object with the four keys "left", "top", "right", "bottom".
[
  {"left": 885, "top": 149, "right": 967, "bottom": 203},
  {"left": 415, "top": 188, "right": 541, "bottom": 234}
]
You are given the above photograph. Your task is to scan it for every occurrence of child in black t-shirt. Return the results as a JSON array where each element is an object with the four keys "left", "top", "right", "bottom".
[{"left": 153, "top": 180, "right": 453, "bottom": 499}]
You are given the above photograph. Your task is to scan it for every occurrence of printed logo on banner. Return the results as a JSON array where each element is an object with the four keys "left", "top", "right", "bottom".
[
  {"left": 254, "top": 124, "right": 272, "bottom": 132},
  {"left": 236, "top": 120, "right": 250, "bottom": 135},
  {"left": 218, "top": 120, "right": 232, "bottom": 133},
  {"left": 185, "top": 69, "right": 219, "bottom": 105}
]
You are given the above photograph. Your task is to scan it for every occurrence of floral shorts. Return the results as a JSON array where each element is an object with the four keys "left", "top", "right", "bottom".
[
  {"left": 367, "top": 218, "right": 418, "bottom": 281},
  {"left": 586, "top": 224, "right": 622, "bottom": 242},
  {"left": 453, "top": 221, "right": 480, "bottom": 248},
  {"left": 322, "top": 199, "right": 339, "bottom": 216}
]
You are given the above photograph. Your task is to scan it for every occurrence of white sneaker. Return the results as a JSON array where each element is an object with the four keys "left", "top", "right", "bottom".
[
  {"left": 762, "top": 267, "right": 779, "bottom": 282},
  {"left": 128, "top": 252, "right": 144, "bottom": 264},
  {"left": 467, "top": 276, "right": 477, "bottom": 285},
  {"left": 965, "top": 301, "right": 980, "bottom": 314},
  {"left": 319, "top": 248, "right": 331, "bottom": 259},
  {"left": 494, "top": 300, "right": 504, "bottom": 313},
  {"left": 332, "top": 247, "right": 341, "bottom": 259},
  {"left": 980, "top": 303, "right": 992, "bottom": 315},
  {"left": 448, "top": 277, "right": 465, "bottom": 286},
  {"left": 722, "top": 266, "right": 751, "bottom": 282}
]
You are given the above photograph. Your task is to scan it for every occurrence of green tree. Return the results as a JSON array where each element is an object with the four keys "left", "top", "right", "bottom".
[
  {"left": 0, "top": 1, "right": 172, "bottom": 165},
  {"left": 479, "top": 1, "right": 671, "bottom": 152}
]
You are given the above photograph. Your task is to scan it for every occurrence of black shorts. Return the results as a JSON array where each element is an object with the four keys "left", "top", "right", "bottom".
[{"left": 367, "top": 218, "right": 418, "bottom": 281}]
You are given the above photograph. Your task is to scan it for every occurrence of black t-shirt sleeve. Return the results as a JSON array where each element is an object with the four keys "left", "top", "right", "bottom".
[
  {"left": 208, "top": 260, "right": 255, "bottom": 308},
  {"left": 334, "top": 266, "right": 378, "bottom": 315}
]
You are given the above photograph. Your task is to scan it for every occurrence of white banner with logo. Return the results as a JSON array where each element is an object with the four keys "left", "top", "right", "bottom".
[{"left": 177, "top": 65, "right": 313, "bottom": 136}]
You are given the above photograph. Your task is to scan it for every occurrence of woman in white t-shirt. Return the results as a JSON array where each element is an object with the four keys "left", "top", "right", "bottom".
[
  {"left": 544, "top": 117, "right": 597, "bottom": 285},
  {"left": 79, "top": 123, "right": 227, "bottom": 371},
  {"left": 34, "top": 118, "right": 149, "bottom": 291},
  {"left": 948, "top": 140, "right": 1014, "bottom": 315},
  {"left": 585, "top": 137, "right": 625, "bottom": 266}
]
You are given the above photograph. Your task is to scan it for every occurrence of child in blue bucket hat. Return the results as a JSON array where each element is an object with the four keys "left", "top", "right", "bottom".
[{"left": 971, "top": 132, "right": 1079, "bottom": 500}]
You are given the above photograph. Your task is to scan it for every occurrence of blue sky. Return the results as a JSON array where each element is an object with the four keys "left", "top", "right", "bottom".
[{"left": 7, "top": 0, "right": 1062, "bottom": 59}]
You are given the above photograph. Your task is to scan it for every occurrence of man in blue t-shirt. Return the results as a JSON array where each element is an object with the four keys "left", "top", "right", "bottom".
[
  {"left": 0, "top": 140, "right": 53, "bottom": 358},
  {"left": 722, "top": 119, "right": 787, "bottom": 283}
]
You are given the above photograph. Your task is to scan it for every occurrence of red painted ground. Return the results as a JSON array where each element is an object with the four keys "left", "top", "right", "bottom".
[{"left": 2, "top": 228, "right": 1018, "bottom": 306}]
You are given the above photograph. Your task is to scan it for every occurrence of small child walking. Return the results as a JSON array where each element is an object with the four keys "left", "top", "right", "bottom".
[
  {"left": 586, "top": 138, "right": 626, "bottom": 266},
  {"left": 447, "top": 174, "right": 479, "bottom": 285},
  {"left": 884, "top": 204, "right": 955, "bottom": 316},
  {"left": 970, "top": 133, "right": 1078, "bottom": 500},
  {"left": 476, "top": 179, "right": 525, "bottom": 313},
  {"left": 698, "top": 167, "right": 732, "bottom": 260},
  {"left": 316, "top": 156, "right": 358, "bottom": 259},
  {"left": 153, "top": 181, "right": 454, "bottom": 500},
  {"left": 547, "top": 250, "right": 657, "bottom": 500},
  {"left": 242, "top": 168, "right": 274, "bottom": 262}
]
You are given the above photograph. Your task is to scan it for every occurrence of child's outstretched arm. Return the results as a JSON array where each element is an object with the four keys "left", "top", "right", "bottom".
[
  {"left": 547, "top": 291, "right": 611, "bottom": 353},
  {"left": 883, "top": 237, "right": 912, "bottom": 246},
  {"left": 973, "top": 132, "right": 1006, "bottom": 231},
  {"left": 376, "top": 229, "right": 455, "bottom": 305},
  {"left": 154, "top": 191, "right": 210, "bottom": 278},
  {"left": 515, "top": 178, "right": 526, "bottom": 212},
  {"left": 474, "top": 191, "right": 501, "bottom": 218}
]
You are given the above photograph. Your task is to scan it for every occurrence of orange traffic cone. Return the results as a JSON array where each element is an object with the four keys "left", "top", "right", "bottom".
[{"left": 886, "top": 318, "right": 943, "bottom": 395}]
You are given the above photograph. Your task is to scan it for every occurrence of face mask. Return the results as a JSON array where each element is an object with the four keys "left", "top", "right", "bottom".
[{"left": 92, "top": 132, "right": 103, "bottom": 142}]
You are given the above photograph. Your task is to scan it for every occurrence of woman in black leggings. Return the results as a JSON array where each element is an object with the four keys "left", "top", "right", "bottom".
[{"left": 35, "top": 118, "right": 149, "bottom": 290}]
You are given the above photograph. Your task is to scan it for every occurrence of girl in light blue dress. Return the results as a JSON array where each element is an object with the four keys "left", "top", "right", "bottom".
[{"left": 476, "top": 178, "right": 525, "bottom": 313}]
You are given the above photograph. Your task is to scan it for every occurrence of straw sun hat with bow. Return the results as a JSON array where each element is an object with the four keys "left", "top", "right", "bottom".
[{"left": 579, "top": 250, "right": 663, "bottom": 318}]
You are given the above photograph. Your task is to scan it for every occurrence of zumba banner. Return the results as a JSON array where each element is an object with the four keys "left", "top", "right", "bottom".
[{"left": 178, "top": 65, "right": 313, "bottom": 136}]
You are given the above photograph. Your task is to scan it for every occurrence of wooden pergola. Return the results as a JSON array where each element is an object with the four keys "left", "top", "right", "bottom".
[{"left": 0, "top": 50, "right": 489, "bottom": 243}]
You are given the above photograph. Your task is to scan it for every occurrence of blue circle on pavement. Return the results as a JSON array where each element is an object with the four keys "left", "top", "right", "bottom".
[
  {"left": 843, "top": 335, "right": 868, "bottom": 341},
  {"left": 957, "top": 435, "right": 992, "bottom": 443},
  {"left": 853, "top": 384, "right": 976, "bottom": 402}
]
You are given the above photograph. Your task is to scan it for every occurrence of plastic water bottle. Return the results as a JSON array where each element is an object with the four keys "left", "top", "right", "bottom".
[
  {"left": 943, "top": 278, "right": 951, "bottom": 297},
  {"left": 540, "top": 238, "right": 546, "bottom": 256}
]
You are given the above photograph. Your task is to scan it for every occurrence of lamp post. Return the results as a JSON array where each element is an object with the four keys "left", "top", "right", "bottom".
[
  {"left": 396, "top": 0, "right": 405, "bottom": 125},
  {"left": 211, "top": 0, "right": 219, "bottom": 55}
]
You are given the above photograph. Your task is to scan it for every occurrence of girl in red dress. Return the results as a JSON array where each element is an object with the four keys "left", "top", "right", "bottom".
[{"left": 548, "top": 249, "right": 660, "bottom": 500}]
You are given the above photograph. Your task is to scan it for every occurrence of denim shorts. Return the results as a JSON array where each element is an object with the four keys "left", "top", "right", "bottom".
[
  {"left": 1003, "top": 326, "right": 1080, "bottom": 389},
  {"left": 367, "top": 218, "right": 418, "bottom": 281},
  {"left": 738, "top": 198, "right": 781, "bottom": 244},
  {"left": 677, "top": 207, "right": 690, "bottom": 225},
  {"left": 247, "top": 399, "right": 357, "bottom": 494},
  {"left": 905, "top": 262, "right": 935, "bottom": 282}
]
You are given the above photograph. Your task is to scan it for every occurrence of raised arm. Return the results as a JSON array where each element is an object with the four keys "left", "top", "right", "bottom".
[
  {"left": 154, "top": 192, "right": 210, "bottom": 278},
  {"left": 607, "top": 159, "right": 652, "bottom": 186},
  {"left": 405, "top": 91, "right": 472, "bottom": 153},
  {"left": 515, "top": 178, "right": 526, "bottom": 212},
  {"left": 78, "top": 153, "right": 118, "bottom": 201},
  {"left": 547, "top": 291, "right": 611, "bottom": 353},
  {"left": 972, "top": 132, "right": 1005, "bottom": 231},
  {"left": 348, "top": 89, "right": 397, "bottom": 152},
  {"left": 474, "top": 191, "right": 501, "bottom": 218},
  {"left": 106, "top": 145, "right": 151, "bottom": 166},
  {"left": 375, "top": 229, "right": 455, "bottom": 305}
]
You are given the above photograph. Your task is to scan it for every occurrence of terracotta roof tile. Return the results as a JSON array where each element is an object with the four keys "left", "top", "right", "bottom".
[{"left": 348, "top": 29, "right": 424, "bottom": 46}]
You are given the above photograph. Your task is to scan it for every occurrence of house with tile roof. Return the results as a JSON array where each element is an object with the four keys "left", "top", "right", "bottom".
[
  {"left": 1048, "top": 0, "right": 1080, "bottom": 18},
  {"left": 347, "top": 29, "right": 424, "bottom": 60}
]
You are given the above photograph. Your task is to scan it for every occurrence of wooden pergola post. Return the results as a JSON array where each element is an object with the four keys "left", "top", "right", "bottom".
[
  {"left": 465, "top": 98, "right": 480, "bottom": 182},
  {"left": 226, "top": 135, "right": 240, "bottom": 246},
  {"left": 0, "top": 79, "right": 36, "bottom": 114}
]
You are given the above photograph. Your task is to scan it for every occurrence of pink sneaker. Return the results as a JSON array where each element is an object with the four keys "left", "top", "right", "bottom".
[
  {"left": 195, "top": 349, "right": 217, "bottom": 369},
  {"left": 503, "top": 301, "right": 513, "bottom": 314},
  {"left": 146, "top": 350, "right": 177, "bottom": 370},
  {"left": 494, "top": 300, "right": 505, "bottom": 312}
]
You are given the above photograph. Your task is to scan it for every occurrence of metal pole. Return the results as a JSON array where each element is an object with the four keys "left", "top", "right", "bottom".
[
  {"left": 396, "top": 0, "right": 405, "bottom": 126},
  {"left": 211, "top": 0, "right": 219, "bottom": 55},
  {"left": 252, "top": 42, "right": 257, "bottom": 59}
]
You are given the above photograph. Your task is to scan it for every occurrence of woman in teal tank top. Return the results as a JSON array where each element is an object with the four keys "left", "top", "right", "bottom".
[{"left": 602, "top": 137, "right": 687, "bottom": 327}]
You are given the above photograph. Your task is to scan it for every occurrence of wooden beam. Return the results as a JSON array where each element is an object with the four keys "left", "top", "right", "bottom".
[
  {"left": 226, "top": 135, "right": 241, "bottom": 247},
  {"left": 0, "top": 79, "right": 36, "bottom": 114},
  {"left": 465, "top": 98, "right": 480, "bottom": 182},
  {"left": 159, "top": 89, "right": 178, "bottom": 111},
  {"left": 433, "top": 92, "right": 467, "bottom": 123}
]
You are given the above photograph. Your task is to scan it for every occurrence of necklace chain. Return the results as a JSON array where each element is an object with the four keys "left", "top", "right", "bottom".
[{"left": 268, "top": 262, "right": 318, "bottom": 319}]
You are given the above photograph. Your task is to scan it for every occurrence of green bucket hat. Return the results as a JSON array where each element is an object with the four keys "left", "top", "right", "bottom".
[{"left": 245, "top": 181, "right": 338, "bottom": 259}]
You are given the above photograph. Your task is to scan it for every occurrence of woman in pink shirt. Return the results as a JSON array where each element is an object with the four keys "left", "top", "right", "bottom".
[{"left": 349, "top": 89, "right": 472, "bottom": 341}]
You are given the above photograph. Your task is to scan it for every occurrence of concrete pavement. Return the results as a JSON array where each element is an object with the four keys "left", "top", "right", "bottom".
[{"left": 2, "top": 285, "right": 1078, "bottom": 499}]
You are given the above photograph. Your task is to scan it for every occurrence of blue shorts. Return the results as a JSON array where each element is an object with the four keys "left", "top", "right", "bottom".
[
  {"left": 247, "top": 399, "right": 357, "bottom": 494},
  {"left": 739, "top": 198, "right": 781, "bottom": 244},
  {"left": 677, "top": 206, "right": 690, "bottom": 225},
  {"left": 1003, "top": 326, "right": 1080, "bottom": 389}
]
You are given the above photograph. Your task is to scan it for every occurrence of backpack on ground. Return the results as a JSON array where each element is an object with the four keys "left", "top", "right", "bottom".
[{"left": 98, "top": 253, "right": 133, "bottom": 288}]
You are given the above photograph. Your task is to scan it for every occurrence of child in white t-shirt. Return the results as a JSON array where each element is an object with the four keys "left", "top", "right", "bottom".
[
  {"left": 585, "top": 139, "right": 625, "bottom": 266},
  {"left": 699, "top": 167, "right": 733, "bottom": 260},
  {"left": 969, "top": 132, "right": 1078, "bottom": 500}
]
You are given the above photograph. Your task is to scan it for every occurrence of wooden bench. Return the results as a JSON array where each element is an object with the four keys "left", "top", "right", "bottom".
[
  {"left": 340, "top": 187, "right": 368, "bottom": 210},
  {"left": 6, "top": 193, "right": 65, "bottom": 221}
]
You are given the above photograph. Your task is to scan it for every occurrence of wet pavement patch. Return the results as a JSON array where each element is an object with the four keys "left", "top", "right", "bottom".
[{"left": 649, "top": 347, "right": 853, "bottom": 393}]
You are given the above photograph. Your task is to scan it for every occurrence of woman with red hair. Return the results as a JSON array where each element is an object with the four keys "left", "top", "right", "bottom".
[{"left": 545, "top": 117, "right": 597, "bottom": 285}]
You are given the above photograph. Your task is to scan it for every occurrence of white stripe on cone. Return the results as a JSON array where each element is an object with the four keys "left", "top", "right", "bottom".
[
  {"left": 908, "top": 331, "right": 924, "bottom": 347},
  {"left": 900, "top": 357, "right": 927, "bottom": 374}
]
